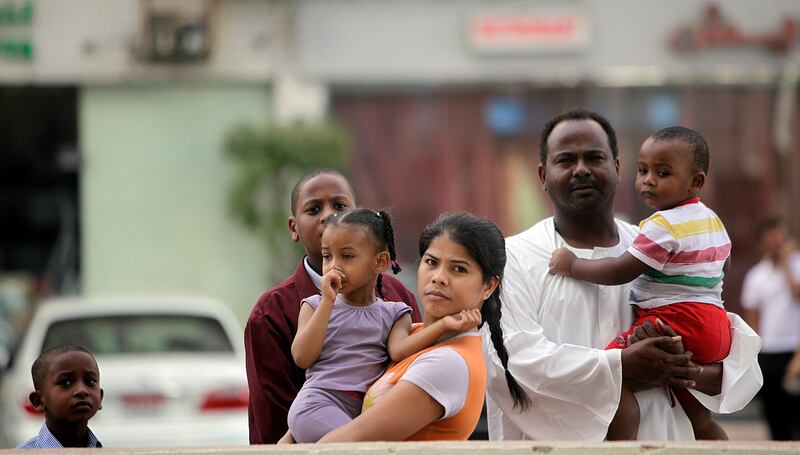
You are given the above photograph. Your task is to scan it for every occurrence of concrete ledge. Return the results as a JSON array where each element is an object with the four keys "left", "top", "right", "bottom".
[{"left": 5, "top": 441, "right": 800, "bottom": 455}]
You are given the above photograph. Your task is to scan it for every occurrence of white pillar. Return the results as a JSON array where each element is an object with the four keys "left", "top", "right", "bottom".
[{"left": 273, "top": 71, "right": 328, "bottom": 123}]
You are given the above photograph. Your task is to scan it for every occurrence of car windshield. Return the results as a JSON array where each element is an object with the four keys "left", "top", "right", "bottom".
[{"left": 41, "top": 314, "right": 234, "bottom": 354}]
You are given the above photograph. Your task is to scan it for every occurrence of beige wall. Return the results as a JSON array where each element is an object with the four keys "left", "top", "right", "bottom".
[
  {"left": 2, "top": 0, "right": 286, "bottom": 83},
  {"left": 80, "top": 84, "right": 272, "bottom": 321}
]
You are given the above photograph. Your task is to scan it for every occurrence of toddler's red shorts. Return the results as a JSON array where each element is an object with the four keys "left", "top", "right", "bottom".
[{"left": 606, "top": 302, "right": 731, "bottom": 405}]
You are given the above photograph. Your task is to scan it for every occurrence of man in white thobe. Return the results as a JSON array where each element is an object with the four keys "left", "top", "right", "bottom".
[{"left": 484, "top": 109, "right": 762, "bottom": 440}]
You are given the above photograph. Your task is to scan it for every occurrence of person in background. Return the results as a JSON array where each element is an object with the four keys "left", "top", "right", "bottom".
[
  {"left": 244, "top": 168, "right": 421, "bottom": 444},
  {"left": 741, "top": 217, "right": 800, "bottom": 440}
]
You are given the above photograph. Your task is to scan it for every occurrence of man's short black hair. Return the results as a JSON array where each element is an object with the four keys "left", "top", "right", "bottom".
[
  {"left": 31, "top": 345, "right": 96, "bottom": 390},
  {"left": 756, "top": 216, "right": 784, "bottom": 240},
  {"left": 539, "top": 108, "right": 619, "bottom": 164},
  {"left": 650, "top": 126, "right": 710, "bottom": 174},
  {"left": 290, "top": 168, "right": 351, "bottom": 215}
]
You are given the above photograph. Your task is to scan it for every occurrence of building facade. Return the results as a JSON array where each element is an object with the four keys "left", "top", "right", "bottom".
[{"left": 2, "top": 0, "right": 799, "bottom": 318}]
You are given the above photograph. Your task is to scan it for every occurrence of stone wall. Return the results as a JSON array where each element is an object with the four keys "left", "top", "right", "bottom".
[{"left": 6, "top": 441, "right": 800, "bottom": 455}]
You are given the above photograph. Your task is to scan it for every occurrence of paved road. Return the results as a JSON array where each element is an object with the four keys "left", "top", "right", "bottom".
[{"left": 721, "top": 419, "right": 769, "bottom": 440}]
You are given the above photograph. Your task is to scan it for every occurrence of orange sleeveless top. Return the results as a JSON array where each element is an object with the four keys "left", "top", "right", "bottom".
[{"left": 362, "top": 324, "right": 486, "bottom": 440}]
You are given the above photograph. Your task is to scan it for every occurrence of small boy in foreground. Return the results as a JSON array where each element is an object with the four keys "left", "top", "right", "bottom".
[{"left": 18, "top": 345, "right": 104, "bottom": 448}]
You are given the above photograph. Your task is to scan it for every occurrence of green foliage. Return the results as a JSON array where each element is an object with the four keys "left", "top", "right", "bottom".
[{"left": 225, "top": 122, "right": 349, "bottom": 280}]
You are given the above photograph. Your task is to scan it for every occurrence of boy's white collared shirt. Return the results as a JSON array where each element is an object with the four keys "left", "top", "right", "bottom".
[
  {"left": 18, "top": 422, "right": 102, "bottom": 448},
  {"left": 303, "top": 256, "right": 323, "bottom": 290}
]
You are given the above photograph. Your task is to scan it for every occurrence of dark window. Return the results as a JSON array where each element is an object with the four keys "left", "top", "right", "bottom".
[{"left": 41, "top": 314, "right": 234, "bottom": 354}]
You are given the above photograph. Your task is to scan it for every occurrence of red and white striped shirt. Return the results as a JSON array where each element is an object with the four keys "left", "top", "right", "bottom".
[{"left": 628, "top": 198, "right": 731, "bottom": 309}]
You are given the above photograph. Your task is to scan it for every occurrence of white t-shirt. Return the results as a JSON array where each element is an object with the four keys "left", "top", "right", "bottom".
[
  {"left": 741, "top": 253, "right": 800, "bottom": 353},
  {"left": 401, "top": 342, "right": 471, "bottom": 419},
  {"left": 483, "top": 217, "right": 763, "bottom": 440}
]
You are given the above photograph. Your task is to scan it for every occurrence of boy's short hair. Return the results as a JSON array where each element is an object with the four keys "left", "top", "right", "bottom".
[
  {"left": 32, "top": 345, "right": 96, "bottom": 390},
  {"left": 539, "top": 108, "right": 619, "bottom": 164},
  {"left": 289, "top": 168, "right": 351, "bottom": 215},
  {"left": 650, "top": 126, "right": 710, "bottom": 174}
]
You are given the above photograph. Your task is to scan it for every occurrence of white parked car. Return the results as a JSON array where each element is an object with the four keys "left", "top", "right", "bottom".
[{"left": 0, "top": 296, "right": 249, "bottom": 448}]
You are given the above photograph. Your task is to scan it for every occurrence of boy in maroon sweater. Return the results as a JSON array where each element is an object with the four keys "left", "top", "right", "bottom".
[{"left": 244, "top": 168, "right": 420, "bottom": 444}]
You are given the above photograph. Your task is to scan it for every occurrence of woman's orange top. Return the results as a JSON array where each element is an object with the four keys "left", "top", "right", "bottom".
[{"left": 362, "top": 324, "right": 486, "bottom": 440}]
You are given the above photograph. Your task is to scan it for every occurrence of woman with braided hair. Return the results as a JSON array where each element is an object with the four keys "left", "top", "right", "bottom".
[
  {"left": 284, "top": 208, "right": 481, "bottom": 443},
  {"left": 318, "top": 212, "right": 530, "bottom": 441}
]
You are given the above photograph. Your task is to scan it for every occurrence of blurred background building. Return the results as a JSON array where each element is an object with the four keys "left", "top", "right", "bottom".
[
  {"left": 0, "top": 0, "right": 799, "bottom": 374},
  {"left": 3, "top": 0, "right": 800, "bottom": 317}
]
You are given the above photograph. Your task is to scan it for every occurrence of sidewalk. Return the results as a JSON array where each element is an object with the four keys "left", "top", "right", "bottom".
[{"left": 718, "top": 397, "right": 769, "bottom": 440}]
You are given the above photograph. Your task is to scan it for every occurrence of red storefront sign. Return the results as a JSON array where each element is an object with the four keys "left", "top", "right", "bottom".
[{"left": 468, "top": 13, "right": 590, "bottom": 53}]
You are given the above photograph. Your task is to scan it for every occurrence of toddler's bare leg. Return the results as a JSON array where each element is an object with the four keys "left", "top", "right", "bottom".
[
  {"left": 682, "top": 397, "right": 728, "bottom": 440},
  {"left": 606, "top": 385, "right": 640, "bottom": 440},
  {"left": 277, "top": 430, "right": 295, "bottom": 444}
]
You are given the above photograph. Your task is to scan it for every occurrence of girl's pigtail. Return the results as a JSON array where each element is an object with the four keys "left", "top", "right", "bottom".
[
  {"left": 376, "top": 274, "right": 385, "bottom": 300},
  {"left": 378, "top": 211, "right": 401, "bottom": 275},
  {"left": 481, "top": 287, "right": 531, "bottom": 412},
  {"left": 376, "top": 210, "right": 399, "bottom": 301}
]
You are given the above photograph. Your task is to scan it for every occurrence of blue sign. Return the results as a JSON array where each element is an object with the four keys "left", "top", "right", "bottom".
[{"left": 485, "top": 97, "right": 526, "bottom": 136}]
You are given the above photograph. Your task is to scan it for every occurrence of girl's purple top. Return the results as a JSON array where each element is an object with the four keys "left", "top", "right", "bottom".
[{"left": 301, "top": 294, "right": 411, "bottom": 392}]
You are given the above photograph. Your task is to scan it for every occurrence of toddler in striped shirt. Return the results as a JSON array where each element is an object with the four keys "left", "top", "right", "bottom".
[{"left": 549, "top": 126, "right": 732, "bottom": 441}]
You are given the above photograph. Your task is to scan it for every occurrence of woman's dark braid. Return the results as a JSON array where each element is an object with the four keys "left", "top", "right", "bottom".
[
  {"left": 419, "top": 212, "right": 531, "bottom": 412},
  {"left": 482, "top": 287, "right": 531, "bottom": 411}
]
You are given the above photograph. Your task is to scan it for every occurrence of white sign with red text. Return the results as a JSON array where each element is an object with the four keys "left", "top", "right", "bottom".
[{"left": 468, "top": 11, "right": 590, "bottom": 53}]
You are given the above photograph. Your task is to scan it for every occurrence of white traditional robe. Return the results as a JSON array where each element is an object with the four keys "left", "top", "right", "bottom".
[{"left": 483, "top": 217, "right": 763, "bottom": 440}]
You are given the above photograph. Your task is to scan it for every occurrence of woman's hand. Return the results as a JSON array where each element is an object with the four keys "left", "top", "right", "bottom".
[
  {"left": 777, "top": 239, "right": 797, "bottom": 266},
  {"left": 441, "top": 309, "right": 482, "bottom": 333},
  {"left": 549, "top": 248, "right": 576, "bottom": 276},
  {"left": 777, "top": 239, "right": 800, "bottom": 298},
  {"left": 320, "top": 269, "right": 345, "bottom": 303}
]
